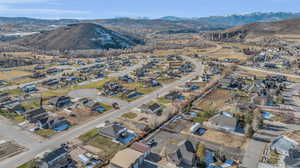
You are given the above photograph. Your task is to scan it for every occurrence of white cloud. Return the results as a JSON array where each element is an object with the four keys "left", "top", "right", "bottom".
[
  {"left": 0, "top": 0, "right": 48, "bottom": 4},
  {"left": 0, "top": 0, "right": 90, "bottom": 18},
  {"left": 0, "top": 5, "right": 89, "bottom": 16}
]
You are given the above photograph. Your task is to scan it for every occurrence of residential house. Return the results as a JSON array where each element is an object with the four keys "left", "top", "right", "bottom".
[
  {"left": 34, "top": 65, "right": 45, "bottom": 70},
  {"left": 22, "top": 84, "right": 37, "bottom": 93},
  {"left": 82, "top": 99, "right": 107, "bottom": 113},
  {"left": 0, "top": 80, "right": 7, "bottom": 86},
  {"left": 284, "top": 148, "right": 300, "bottom": 168},
  {"left": 99, "top": 122, "right": 135, "bottom": 144},
  {"left": 141, "top": 103, "right": 162, "bottom": 116},
  {"left": 0, "top": 92, "right": 10, "bottom": 105},
  {"left": 32, "top": 72, "right": 46, "bottom": 79},
  {"left": 119, "top": 75, "right": 134, "bottom": 83},
  {"left": 65, "top": 76, "right": 78, "bottom": 84},
  {"left": 38, "top": 146, "right": 73, "bottom": 168},
  {"left": 135, "top": 68, "right": 146, "bottom": 78},
  {"left": 180, "top": 63, "right": 193, "bottom": 73},
  {"left": 48, "top": 96, "right": 72, "bottom": 108},
  {"left": 47, "top": 68, "right": 61, "bottom": 74},
  {"left": 165, "top": 91, "right": 184, "bottom": 101},
  {"left": 204, "top": 113, "right": 237, "bottom": 133},
  {"left": 271, "top": 136, "right": 298, "bottom": 155},
  {"left": 96, "top": 72, "right": 105, "bottom": 79},
  {"left": 110, "top": 148, "right": 144, "bottom": 168},
  {"left": 123, "top": 90, "right": 142, "bottom": 99},
  {"left": 165, "top": 140, "right": 197, "bottom": 167},
  {"left": 43, "top": 79, "right": 60, "bottom": 86},
  {"left": 99, "top": 122, "right": 128, "bottom": 140},
  {"left": 23, "top": 108, "right": 48, "bottom": 123},
  {"left": 8, "top": 103, "right": 26, "bottom": 114},
  {"left": 37, "top": 117, "right": 70, "bottom": 131},
  {"left": 103, "top": 82, "right": 124, "bottom": 96}
]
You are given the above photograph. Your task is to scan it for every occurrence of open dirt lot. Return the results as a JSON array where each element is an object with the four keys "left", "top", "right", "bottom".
[
  {"left": 0, "top": 140, "right": 24, "bottom": 161},
  {"left": 0, "top": 70, "right": 32, "bottom": 80}
]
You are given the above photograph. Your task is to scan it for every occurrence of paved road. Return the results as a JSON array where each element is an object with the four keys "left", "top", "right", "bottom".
[
  {"left": 0, "top": 117, "right": 42, "bottom": 149},
  {"left": 0, "top": 56, "right": 203, "bottom": 168}
]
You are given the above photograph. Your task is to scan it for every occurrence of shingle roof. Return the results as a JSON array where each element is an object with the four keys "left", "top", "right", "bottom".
[
  {"left": 209, "top": 114, "right": 237, "bottom": 129},
  {"left": 131, "top": 142, "right": 150, "bottom": 153},
  {"left": 110, "top": 148, "right": 143, "bottom": 168},
  {"left": 42, "top": 147, "right": 68, "bottom": 163}
]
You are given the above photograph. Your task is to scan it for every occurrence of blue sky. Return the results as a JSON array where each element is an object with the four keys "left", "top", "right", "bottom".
[{"left": 0, "top": 0, "right": 299, "bottom": 19}]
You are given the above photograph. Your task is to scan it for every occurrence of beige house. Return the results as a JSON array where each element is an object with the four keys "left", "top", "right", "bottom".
[{"left": 110, "top": 148, "right": 144, "bottom": 168}]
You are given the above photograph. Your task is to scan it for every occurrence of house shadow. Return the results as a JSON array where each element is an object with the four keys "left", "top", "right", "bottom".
[{"left": 146, "top": 153, "right": 162, "bottom": 163}]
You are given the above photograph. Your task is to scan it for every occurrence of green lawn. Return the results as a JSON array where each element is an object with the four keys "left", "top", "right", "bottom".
[
  {"left": 22, "top": 100, "right": 40, "bottom": 110},
  {"left": 41, "top": 78, "right": 115, "bottom": 98},
  {"left": 122, "top": 82, "right": 158, "bottom": 95},
  {"left": 14, "top": 115, "right": 26, "bottom": 123},
  {"left": 41, "top": 87, "right": 72, "bottom": 97},
  {"left": 157, "top": 97, "right": 172, "bottom": 104},
  {"left": 7, "top": 88, "right": 24, "bottom": 95},
  {"left": 74, "top": 78, "right": 113, "bottom": 90},
  {"left": 0, "top": 109, "right": 25, "bottom": 123},
  {"left": 99, "top": 103, "right": 113, "bottom": 111},
  {"left": 79, "top": 129, "right": 124, "bottom": 159},
  {"left": 267, "top": 151, "right": 280, "bottom": 165},
  {"left": 35, "top": 129, "right": 56, "bottom": 137},
  {"left": 17, "top": 160, "right": 38, "bottom": 168},
  {"left": 79, "top": 128, "right": 98, "bottom": 142},
  {"left": 122, "top": 112, "right": 137, "bottom": 119}
]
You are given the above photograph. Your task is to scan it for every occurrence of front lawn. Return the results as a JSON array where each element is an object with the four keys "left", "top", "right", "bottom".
[
  {"left": 122, "top": 112, "right": 137, "bottom": 119},
  {"left": 0, "top": 109, "right": 25, "bottom": 123},
  {"left": 79, "top": 129, "right": 124, "bottom": 159},
  {"left": 35, "top": 129, "right": 56, "bottom": 138},
  {"left": 17, "top": 160, "right": 38, "bottom": 168}
]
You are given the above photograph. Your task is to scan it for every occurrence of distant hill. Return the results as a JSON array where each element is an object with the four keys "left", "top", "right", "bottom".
[
  {"left": 203, "top": 18, "right": 300, "bottom": 42},
  {"left": 1, "top": 12, "right": 300, "bottom": 38},
  {"left": 12, "top": 23, "right": 144, "bottom": 51},
  {"left": 197, "top": 12, "right": 300, "bottom": 26}
]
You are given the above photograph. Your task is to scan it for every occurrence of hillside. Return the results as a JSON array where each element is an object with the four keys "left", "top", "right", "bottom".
[
  {"left": 203, "top": 18, "right": 300, "bottom": 42},
  {"left": 12, "top": 23, "right": 144, "bottom": 51}
]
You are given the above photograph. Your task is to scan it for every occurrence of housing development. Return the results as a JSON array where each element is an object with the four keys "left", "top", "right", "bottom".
[{"left": 1, "top": 4, "right": 300, "bottom": 168}]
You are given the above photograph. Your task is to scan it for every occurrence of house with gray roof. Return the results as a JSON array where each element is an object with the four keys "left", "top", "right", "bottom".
[
  {"left": 99, "top": 122, "right": 128, "bottom": 140},
  {"left": 284, "top": 148, "right": 300, "bottom": 168},
  {"left": 165, "top": 140, "right": 197, "bottom": 167},
  {"left": 204, "top": 113, "right": 237, "bottom": 133},
  {"left": 271, "top": 136, "right": 298, "bottom": 155}
]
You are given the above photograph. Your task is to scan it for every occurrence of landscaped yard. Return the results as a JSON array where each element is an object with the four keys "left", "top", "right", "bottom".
[
  {"left": 6, "top": 88, "right": 24, "bottom": 95},
  {"left": 122, "top": 82, "right": 159, "bottom": 95},
  {"left": 17, "top": 160, "right": 37, "bottom": 168},
  {"left": 266, "top": 151, "right": 280, "bottom": 165},
  {"left": 35, "top": 129, "right": 57, "bottom": 138},
  {"left": 41, "top": 78, "right": 114, "bottom": 98},
  {"left": 79, "top": 129, "right": 124, "bottom": 159},
  {"left": 0, "top": 109, "right": 25, "bottom": 123},
  {"left": 157, "top": 97, "right": 172, "bottom": 104},
  {"left": 122, "top": 112, "right": 138, "bottom": 119},
  {"left": 22, "top": 99, "right": 40, "bottom": 110}
]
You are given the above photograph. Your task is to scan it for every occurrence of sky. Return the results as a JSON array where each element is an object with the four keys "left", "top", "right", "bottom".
[{"left": 0, "top": 0, "right": 299, "bottom": 19}]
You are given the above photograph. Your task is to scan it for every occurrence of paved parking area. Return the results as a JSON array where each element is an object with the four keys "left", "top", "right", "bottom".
[{"left": 68, "top": 89, "right": 99, "bottom": 98}]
